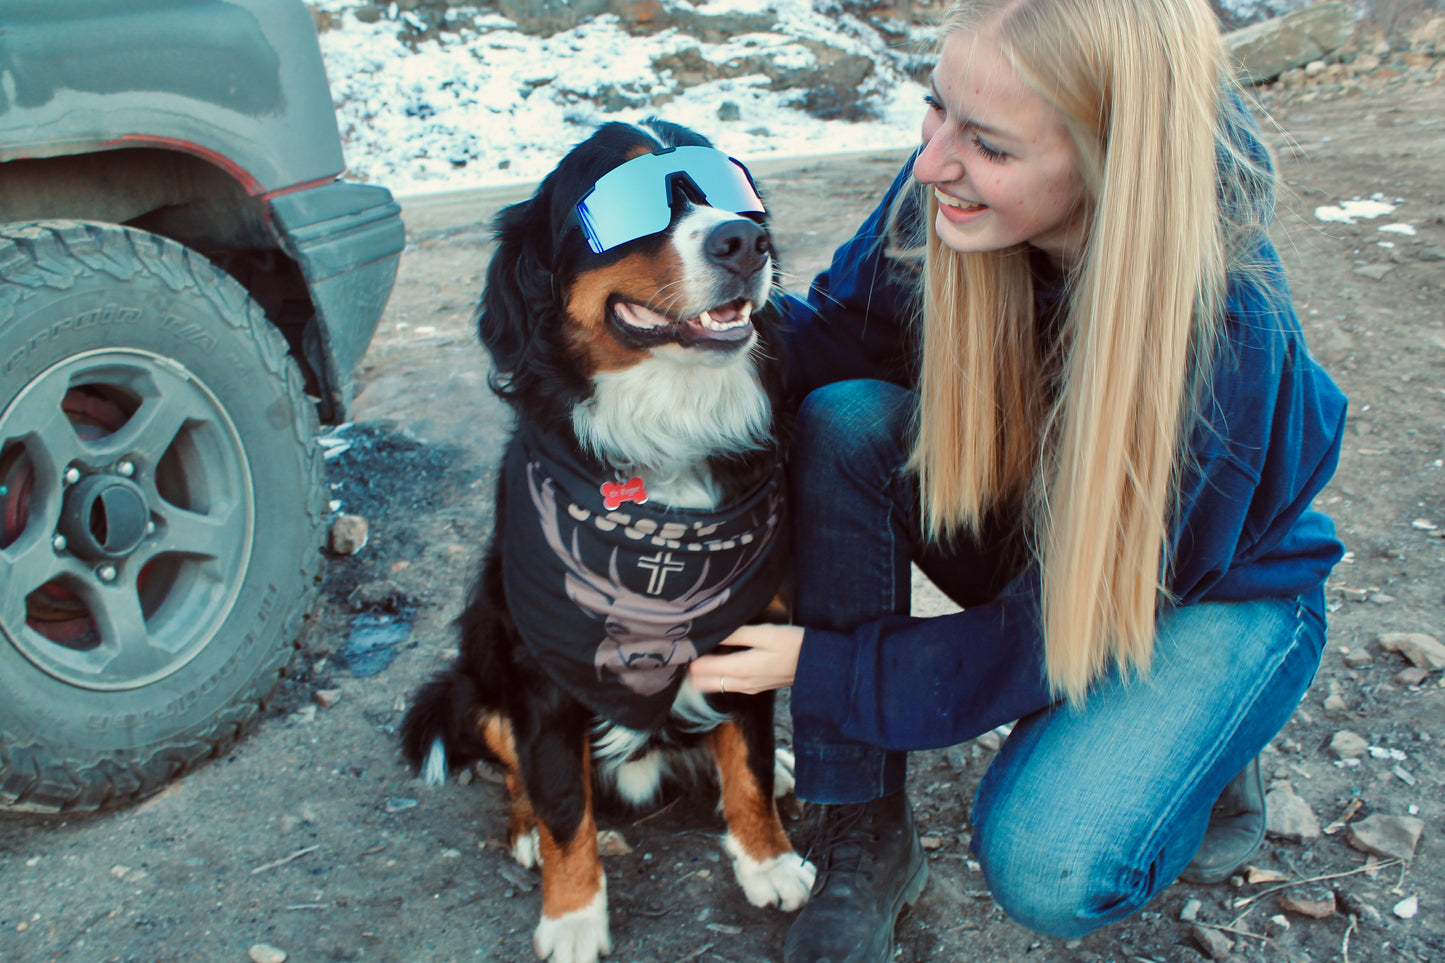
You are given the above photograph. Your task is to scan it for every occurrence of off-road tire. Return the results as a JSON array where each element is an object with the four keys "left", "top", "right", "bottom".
[{"left": 0, "top": 221, "right": 325, "bottom": 813}]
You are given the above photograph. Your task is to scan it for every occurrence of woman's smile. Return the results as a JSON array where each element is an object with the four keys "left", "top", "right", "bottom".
[{"left": 934, "top": 187, "right": 988, "bottom": 222}]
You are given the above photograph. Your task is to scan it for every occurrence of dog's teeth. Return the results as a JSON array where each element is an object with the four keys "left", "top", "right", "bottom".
[{"left": 697, "top": 304, "right": 751, "bottom": 332}]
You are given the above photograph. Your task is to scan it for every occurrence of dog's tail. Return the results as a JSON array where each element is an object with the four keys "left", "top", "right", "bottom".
[{"left": 400, "top": 668, "right": 493, "bottom": 787}]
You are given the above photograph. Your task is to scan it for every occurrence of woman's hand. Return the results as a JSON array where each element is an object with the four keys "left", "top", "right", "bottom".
[{"left": 689, "top": 624, "right": 805, "bottom": 695}]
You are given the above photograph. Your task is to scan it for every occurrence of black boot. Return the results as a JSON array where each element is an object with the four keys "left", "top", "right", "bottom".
[
  {"left": 1179, "top": 755, "right": 1266, "bottom": 884},
  {"left": 783, "top": 791, "right": 928, "bottom": 963}
]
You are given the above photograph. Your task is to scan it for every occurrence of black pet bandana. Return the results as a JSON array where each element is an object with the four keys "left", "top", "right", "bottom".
[{"left": 501, "top": 424, "right": 786, "bottom": 731}]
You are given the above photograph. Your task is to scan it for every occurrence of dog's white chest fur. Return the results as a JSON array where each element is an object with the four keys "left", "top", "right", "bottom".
[{"left": 573, "top": 351, "right": 772, "bottom": 509}]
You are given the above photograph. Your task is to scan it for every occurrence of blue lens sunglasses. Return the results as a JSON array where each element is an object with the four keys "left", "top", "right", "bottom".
[{"left": 564, "top": 146, "right": 765, "bottom": 255}]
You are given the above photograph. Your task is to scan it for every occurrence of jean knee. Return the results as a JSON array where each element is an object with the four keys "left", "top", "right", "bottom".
[
  {"left": 797, "top": 380, "right": 909, "bottom": 455},
  {"left": 973, "top": 812, "right": 1150, "bottom": 939},
  {"left": 795, "top": 380, "right": 911, "bottom": 479}
]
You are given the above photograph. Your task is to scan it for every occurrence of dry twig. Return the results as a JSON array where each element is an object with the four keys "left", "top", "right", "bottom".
[
  {"left": 250, "top": 844, "right": 319, "bottom": 875},
  {"left": 1230, "top": 857, "right": 1403, "bottom": 911},
  {"left": 632, "top": 797, "right": 681, "bottom": 825},
  {"left": 1391, "top": 860, "right": 1410, "bottom": 896},
  {"left": 1323, "top": 797, "right": 1363, "bottom": 835}
]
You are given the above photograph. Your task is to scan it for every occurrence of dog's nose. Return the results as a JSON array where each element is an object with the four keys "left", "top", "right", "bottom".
[{"left": 705, "top": 219, "right": 770, "bottom": 275}]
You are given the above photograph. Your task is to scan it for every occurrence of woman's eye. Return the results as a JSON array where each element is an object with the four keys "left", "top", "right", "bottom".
[
  {"left": 923, "top": 93, "right": 944, "bottom": 113},
  {"left": 971, "top": 134, "right": 1007, "bottom": 162}
]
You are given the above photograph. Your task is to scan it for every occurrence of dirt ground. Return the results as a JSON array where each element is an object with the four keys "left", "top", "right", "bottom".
[{"left": 2, "top": 77, "right": 1443, "bottom": 963}]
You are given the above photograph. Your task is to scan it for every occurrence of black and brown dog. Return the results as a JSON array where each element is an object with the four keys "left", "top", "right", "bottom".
[{"left": 401, "top": 119, "right": 812, "bottom": 962}]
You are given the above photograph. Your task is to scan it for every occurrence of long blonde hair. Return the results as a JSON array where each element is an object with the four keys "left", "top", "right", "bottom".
[{"left": 909, "top": 0, "right": 1270, "bottom": 702}]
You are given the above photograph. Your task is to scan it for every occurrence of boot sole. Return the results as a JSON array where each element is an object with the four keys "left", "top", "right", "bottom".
[
  {"left": 894, "top": 852, "right": 929, "bottom": 916},
  {"left": 881, "top": 846, "right": 930, "bottom": 959}
]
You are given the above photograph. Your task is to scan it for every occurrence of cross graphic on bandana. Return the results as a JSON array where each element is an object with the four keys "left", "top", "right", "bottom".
[{"left": 637, "top": 551, "right": 687, "bottom": 595}]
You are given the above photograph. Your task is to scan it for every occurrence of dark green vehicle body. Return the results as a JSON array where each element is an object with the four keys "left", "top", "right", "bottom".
[
  {"left": 0, "top": 0, "right": 402, "bottom": 419},
  {"left": 0, "top": 0, "right": 406, "bottom": 811}
]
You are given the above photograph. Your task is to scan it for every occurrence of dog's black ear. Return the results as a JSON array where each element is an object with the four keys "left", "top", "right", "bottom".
[
  {"left": 640, "top": 116, "right": 712, "bottom": 150},
  {"left": 476, "top": 196, "right": 554, "bottom": 381}
]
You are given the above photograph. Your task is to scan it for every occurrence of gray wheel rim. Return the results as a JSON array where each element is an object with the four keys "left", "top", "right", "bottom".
[{"left": 0, "top": 348, "right": 255, "bottom": 691}]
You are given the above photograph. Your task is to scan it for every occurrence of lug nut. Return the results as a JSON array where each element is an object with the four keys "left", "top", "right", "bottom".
[
  {"left": 96, "top": 564, "right": 118, "bottom": 583},
  {"left": 64, "top": 467, "right": 81, "bottom": 485},
  {"left": 52, "top": 534, "right": 67, "bottom": 553},
  {"left": 146, "top": 521, "right": 156, "bottom": 536},
  {"left": 116, "top": 460, "right": 135, "bottom": 477}
]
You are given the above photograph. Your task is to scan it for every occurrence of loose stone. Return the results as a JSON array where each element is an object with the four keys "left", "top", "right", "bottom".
[
  {"left": 1190, "top": 923, "right": 1233, "bottom": 960},
  {"left": 1279, "top": 892, "right": 1335, "bottom": 918},
  {"left": 1347, "top": 813, "right": 1426, "bottom": 861},
  {"left": 1266, "top": 785, "right": 1322, "bottom": 842},
  {"left": 329, "top": 514, "right": 370, "bottom": 555},
  {"left": 1329, "top": 729, "right": 1369, "bottom": 759},
  {"left": 1379, "top": 632, "right": 1445, "bottom": 670}
]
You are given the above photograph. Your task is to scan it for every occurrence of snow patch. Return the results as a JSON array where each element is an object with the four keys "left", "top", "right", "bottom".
[{"left": 1314, "top": 198, "right": 1399, "bottom": 223}]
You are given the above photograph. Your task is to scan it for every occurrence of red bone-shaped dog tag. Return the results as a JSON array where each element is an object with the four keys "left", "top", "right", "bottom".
[{"left": 601, "top": 476, "right": 649, "bottom": 510}]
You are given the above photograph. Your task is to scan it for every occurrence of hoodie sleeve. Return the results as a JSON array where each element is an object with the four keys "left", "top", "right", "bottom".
[
  {"left": 790, "top": 567, "right": 1053, "bottom": 753},
  {"left": 1170, "top": 238, "right": 1347, "bottom": 604}
]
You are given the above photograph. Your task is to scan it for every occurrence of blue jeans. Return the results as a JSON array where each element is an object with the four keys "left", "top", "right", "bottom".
[{"left": 789, "top": 380, "right": 1326, "bottom": 938}]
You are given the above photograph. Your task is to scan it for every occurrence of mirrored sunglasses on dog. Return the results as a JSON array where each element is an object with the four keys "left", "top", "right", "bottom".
[{"left": 565, "top": 146, "right": 765, "bottom": 255}]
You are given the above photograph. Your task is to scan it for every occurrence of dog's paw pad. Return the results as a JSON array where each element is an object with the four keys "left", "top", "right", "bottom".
[
  {"left": 773, "top": 747, "right": 796, "bottom": 799},
  {"left": 724, "top": 834, "right": 817, "bottom": 911},
  {"left": 511, "top": 827, "right": 541, "bottom": 869},
  {"left": 533, "top": 887, "right": 611, "bottom": 963}
]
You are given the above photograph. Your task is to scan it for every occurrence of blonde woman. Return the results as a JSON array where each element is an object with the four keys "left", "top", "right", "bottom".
[{"left": 689, "top": 0, "right": 1347, "bottom": 959}]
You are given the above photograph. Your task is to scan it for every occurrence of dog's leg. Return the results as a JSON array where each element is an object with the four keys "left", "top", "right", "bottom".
[
  {"left": 480, "top": 714, "right": 541, "bottom": 868},
  {"left": 519, "top": 722, "right": 610, "bottom": 963},
  {"left": 708, "top": 716, "right": 816, "bottom": 911}
]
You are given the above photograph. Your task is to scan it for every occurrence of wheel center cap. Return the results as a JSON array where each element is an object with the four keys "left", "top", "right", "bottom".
[{"left": 59, "top": 474, "right": 150, "bottom": 561}]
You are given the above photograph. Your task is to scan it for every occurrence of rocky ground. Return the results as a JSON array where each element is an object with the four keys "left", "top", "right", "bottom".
[{"left": 1, "top": 19, "right": 1444, "bottom": 963}]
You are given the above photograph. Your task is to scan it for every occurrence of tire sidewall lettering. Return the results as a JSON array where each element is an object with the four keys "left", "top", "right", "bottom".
[{"left": 78, "top": 582, "right": 281, "bottom": 732}]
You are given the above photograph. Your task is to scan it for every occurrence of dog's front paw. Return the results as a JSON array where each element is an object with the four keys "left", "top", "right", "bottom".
[
  {"left": 511, "top": 826, "right": 541, "bottom": 869},
  {"left": 723, "top": 833, "right": 817, "bottom": 911},
  {"left": 533, "top": 884, "right": 611, "bottom": 963}
]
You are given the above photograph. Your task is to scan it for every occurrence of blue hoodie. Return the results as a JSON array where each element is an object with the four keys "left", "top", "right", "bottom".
[{"left": 782, "top": 152, "right": 1348, "bottom": 753}]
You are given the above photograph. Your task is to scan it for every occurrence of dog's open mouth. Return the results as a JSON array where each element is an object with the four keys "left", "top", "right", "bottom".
[{"left": 612, "top": 298, "right": 755, "bottom": 348}]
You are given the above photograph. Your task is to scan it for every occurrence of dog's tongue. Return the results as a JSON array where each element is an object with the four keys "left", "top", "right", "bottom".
[
  {"left": 704, "top": 302, "right": 744, "bottom": 325},
  {"left": 614, "top": 302, "right": 671, "bottom": 330}
]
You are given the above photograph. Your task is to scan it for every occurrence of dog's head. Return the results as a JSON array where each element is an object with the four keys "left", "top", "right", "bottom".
[{"left": 477, "top": 120, "right": 780, "bottom": 428}]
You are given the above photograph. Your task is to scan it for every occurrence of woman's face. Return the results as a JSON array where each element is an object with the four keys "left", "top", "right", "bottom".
[{"left": 914, "top": 28, "right": 1090, "bottom": 266}]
